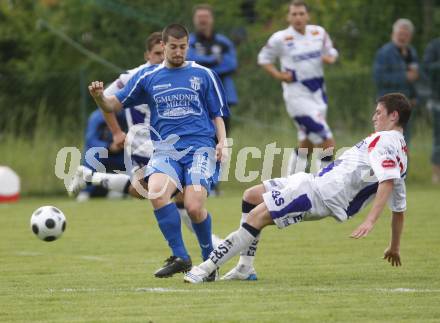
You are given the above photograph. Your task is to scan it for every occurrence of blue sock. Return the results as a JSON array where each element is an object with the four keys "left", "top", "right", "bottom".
[
  {"left": 192, "top": 213, "right": 213, "bottom": 261},
  {"left": 154, "top": 203, "right": 189, "bottom": 261}
]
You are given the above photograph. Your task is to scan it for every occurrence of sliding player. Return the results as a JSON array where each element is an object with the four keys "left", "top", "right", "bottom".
[{"left": 185, "top": 93, "right": 409, "bottom": 283}]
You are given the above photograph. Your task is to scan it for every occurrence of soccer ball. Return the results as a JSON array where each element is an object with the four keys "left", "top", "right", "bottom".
[{"left": 30, "top": 206, "right": 66, "bottom": 242}]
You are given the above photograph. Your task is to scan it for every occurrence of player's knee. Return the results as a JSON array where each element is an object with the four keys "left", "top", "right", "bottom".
[
  {"left": 246, "top": 209, "right": 270, "bottom": 230},
  {"left": 148, "top": 186, "right": 171, "bottom": 208},
  {"left": 243, "top": 185, "right": 265, "bottom": 205},
  {"left": 184, "top": 201, "right": 204, "bottom": 220}
]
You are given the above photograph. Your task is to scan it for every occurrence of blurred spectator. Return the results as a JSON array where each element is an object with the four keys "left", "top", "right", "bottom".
[
  {"left": 423, "top": 37, "right": 440, "bottom": 184},
  {"left": 187, "top": 3, "right": 238, "bottom": 134},
  {"left": 373, "top": 18, "right": 419, "bottom": 144},
  {"left": 77, "top": 109, "right": 128, "bottom": 201}
]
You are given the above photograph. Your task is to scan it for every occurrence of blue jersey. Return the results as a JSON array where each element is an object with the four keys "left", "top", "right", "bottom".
[{"left": 115, "top": 61, "right": 229, "bottom": 151}]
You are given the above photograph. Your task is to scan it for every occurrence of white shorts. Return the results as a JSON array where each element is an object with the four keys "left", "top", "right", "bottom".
[
  {"left": 284, "top": 96, "right": 333, "bottom": 145},
  {"left": 262, "top": 173, "right": 331, "bottom": 229},
  {"left": 124, "top": 124, "right": 153, "bottom": 178}
]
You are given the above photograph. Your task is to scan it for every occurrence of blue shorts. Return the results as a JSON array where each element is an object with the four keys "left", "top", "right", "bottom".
[{"left": 145, "top": 147, "right": 220, "bottom": 194}]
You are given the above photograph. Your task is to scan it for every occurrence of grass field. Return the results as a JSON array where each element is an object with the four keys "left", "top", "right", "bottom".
[{"left": 1, "top": 187, "right": 440, "bottom": 322}]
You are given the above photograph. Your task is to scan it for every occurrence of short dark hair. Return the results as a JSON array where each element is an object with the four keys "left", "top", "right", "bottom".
[
  {"left": 192, "top": 3, "right": 214, "bottom": 16},
  {"left": 377, "top": 93, "right": 412, "bottom": 127},
  {"left": 145, "top": 32, "right": 162, "bottom": 52},
  {"left": 289, "top": 0, "right": 309, "bottom": 12},
  {"left": 162, "top": 23, "right": 189, "bottom": 43}
]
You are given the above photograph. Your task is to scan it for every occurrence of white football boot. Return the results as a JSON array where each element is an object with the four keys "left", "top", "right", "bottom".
[
  {"left": 67, "top": 166, "right": 91, "bottom": 197},
  {"left": 183, "top": 266, "right": 211, "bottom": 284},
  {"left": 220, "top": 264, "right": 258, "bottom": 281}
]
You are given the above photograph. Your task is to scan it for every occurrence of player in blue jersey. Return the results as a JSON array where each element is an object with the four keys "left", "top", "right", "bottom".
[
  {"left": 70, "top": 31, "right": 222, "bottom": 248},
  {"left": 88, "top": 24, "right": 229, "bottom": 279}
]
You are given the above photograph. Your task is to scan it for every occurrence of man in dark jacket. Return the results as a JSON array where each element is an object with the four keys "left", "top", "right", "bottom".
[
  {"left": 373, "top": 18, "right": 419, "bottom": 144},
  {"left": 187, "top": 3, "right": 238, "bottom": 134},
  {"left": 423, "top": 37, "right": 440, "bottom": 184}
]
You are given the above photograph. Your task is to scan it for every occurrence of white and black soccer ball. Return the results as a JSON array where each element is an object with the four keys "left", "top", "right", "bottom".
[{"left": 30, "top": 206, "right": 66, "bottom": 242}]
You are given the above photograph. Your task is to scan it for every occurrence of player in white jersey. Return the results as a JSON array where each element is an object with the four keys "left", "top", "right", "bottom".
[
  {"left": 258, "top": 0, "right": 338, "bottom": 174},
  {"left": 68, "top": 32, "right": 164, "bottom": 199},
  {"left": 184, "top": 93, "right": 410, "bottom": 283}
]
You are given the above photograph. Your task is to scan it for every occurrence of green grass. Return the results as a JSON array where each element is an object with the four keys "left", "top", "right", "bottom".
[{"left": 1, "top": 187, "right": 439, "bottom": 322}]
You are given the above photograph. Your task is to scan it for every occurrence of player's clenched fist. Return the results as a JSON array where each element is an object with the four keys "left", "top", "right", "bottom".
[{"left": 88, "top": 81, "right": 104, "bottom": 99}]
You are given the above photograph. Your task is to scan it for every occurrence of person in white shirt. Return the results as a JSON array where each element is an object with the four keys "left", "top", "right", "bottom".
[
  {"left": 258, "top": 0, "right": 338, "bottom": 174},
  {"left": 184, "top": 93, "right": 410, "bottom": 283},
  {"left": 68, "top": 32, "right": 164, "bottom": 199}
]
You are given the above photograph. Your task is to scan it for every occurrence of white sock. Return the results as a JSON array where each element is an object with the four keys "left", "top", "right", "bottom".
[
  {"left": 238, "top": 212, "right": 260, "bottom": 268},
  {"left": 286, "top": 149, "right": 297, "bottom": 176},
  {"left": 199, "top": 226, "right": 255, "bottom": 272},
  {"left": 91, "top": 172, "right": 130, "bottom": 193},
  {"left": 178, "top": 207, "right": 194, "bottom": 233},
  {"left": 295, "top": 148, "right": 309, "bottom": 173},
  {"left": 81, "top": 166, "right": 93, "bottom": 181}
]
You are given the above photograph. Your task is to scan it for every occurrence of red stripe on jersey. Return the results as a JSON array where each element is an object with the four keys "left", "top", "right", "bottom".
[
  {"left": 396, "top": 156, "right": 404, "bottom": 172},
  {"left": 382, "top": 159, "right": 397, "bottom": 168},
  {"left": 368, "top": 135, "right": 381, "bottom": 153}
]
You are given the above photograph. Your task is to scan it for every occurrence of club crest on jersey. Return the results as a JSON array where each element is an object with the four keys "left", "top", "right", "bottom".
[{"left": 189, "top": 76, "right": 202, "bottom": 91}]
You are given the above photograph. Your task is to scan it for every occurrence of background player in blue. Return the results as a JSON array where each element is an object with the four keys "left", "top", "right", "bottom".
[
  {"left": 88, "top": 24, "right": 229, "bottom": 279},
  {"left": 78, "top": 109, "right": 127, "bottom": 201},
  {"left": 187, "top": 3, "right": 238, "bottom": 134}
]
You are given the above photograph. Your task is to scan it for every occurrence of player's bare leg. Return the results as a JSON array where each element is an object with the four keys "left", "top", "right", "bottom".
[
  {"left": 183, "top": 185, "right": 217, "bottom": 281},
  {"left": 149, "top": 173, "right": 192, "bottom": 278},
  {"left": 183, "top": 185, "right": 208, "bottom": 223}
]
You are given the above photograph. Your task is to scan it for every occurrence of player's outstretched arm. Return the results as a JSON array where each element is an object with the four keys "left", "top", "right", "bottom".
[
  {"left": 383, "top": 211, "right": 404, "bottom": 267},
  {"left": 350, "top": 179, "right": 394, "bottom": 239},
  {"left": 88, "top": 81, "right": 123, "bottom": 113}
]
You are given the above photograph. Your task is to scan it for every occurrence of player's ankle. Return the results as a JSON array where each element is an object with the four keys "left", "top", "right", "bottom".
[
  {"left": 199, "top": 258, "right": 217, "bottom": 274},
  {"left": 238, "top": 256, "right": 255, "bottom": 268}
]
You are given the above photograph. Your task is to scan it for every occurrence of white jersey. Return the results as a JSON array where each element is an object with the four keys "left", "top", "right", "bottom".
[
  {"left": 315, "top": 130, "right": 408, "bottom": 221},
  {"left": 104, "top": 62, "right": 153, "bottom": 159},
  {"left": 258, "top": 25, "right": 338, "bottom": 114}
]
